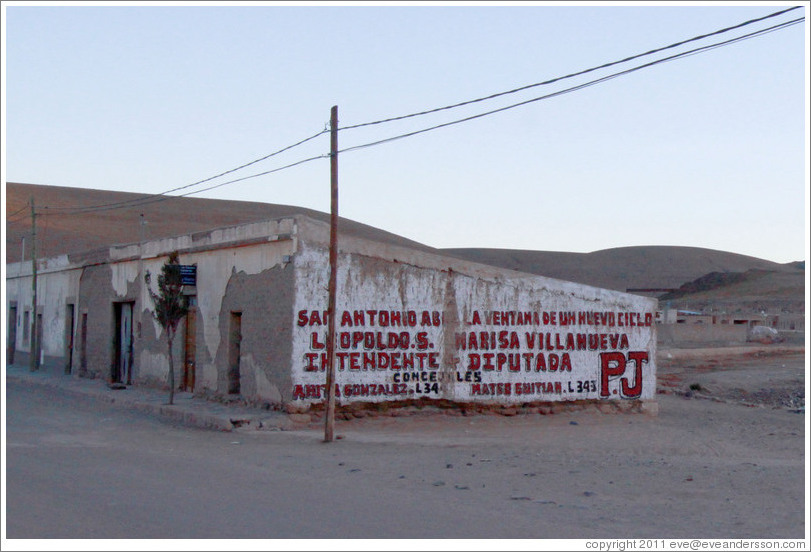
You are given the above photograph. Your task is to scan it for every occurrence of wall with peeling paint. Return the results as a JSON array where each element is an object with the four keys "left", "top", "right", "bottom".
[
  {"left": 6, "top": 214, "right": 657, "bottom": 411},
  {"left": 4, "top": 261, "right": 82, "bottom": 372},
  {"left": 290, "top": 217, "right": 657, "bottom": 408},
  {"left": 6, "top": 217, "right": 297, "bottom": 406}
]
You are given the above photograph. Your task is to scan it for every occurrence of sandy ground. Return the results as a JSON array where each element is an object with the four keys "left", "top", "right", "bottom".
[
  {"left": 4, "top": 345, "right": 807, "bottom": 541},
  {"left": 656, "top": 346, "right": 805, "bottom": 410},
  {"left": 274, "top": 345, "right": 808, "bottom": 539}
]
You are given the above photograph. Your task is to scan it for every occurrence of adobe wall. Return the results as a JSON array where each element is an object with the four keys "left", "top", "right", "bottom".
[
  {"left": 5, "top": 259, "right": 83, "bottom": 376},
  {"left": 214, "top": 261, "right": 295, "bottom": 404},
  {"left": 290, "top": 219, "right": 658, "bottom": 410},
  {"left": 135, "top": 219, "right": 297, "bottom": 402},
  {"left": 6, "top": 218, "right": 299, "bottom": 404},
  {"left": 657, "top": 323, "right": 748, "bottom": 346},
  {"left": 6, "top": 215, "right": 658, "bottom": 412}
]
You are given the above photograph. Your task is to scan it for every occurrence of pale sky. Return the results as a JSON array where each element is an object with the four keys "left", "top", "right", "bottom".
[{"left": 2, "top": 1, "right": 808, "bottom": 264}]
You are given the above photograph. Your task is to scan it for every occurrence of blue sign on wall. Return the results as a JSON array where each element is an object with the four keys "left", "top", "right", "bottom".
[{"left": 180, "top": 265, "right": 197, "bottom": 286}]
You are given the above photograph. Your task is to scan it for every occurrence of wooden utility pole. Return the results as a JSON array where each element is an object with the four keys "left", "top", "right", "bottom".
[
  {"left": 324, "top": 105, "right": 339, "bottom": 442},
  {"left": 30, "top": 197, "right": 39, "bottom": 371}
]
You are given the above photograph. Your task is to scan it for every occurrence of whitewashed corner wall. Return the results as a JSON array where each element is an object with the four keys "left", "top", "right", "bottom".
[
  {"left": 137, "top": 218, "right": 297, "bottom": 394},
  {"left": 290, "top": 244, "right": 657, "bottom": 407}
]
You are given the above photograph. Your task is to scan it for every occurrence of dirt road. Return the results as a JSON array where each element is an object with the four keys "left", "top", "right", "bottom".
[{"left": 4, "top": 347, "right": 806, "bottom": 540}]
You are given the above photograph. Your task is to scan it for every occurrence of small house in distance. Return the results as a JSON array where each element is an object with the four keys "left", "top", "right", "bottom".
[{"left": 5, "top": 215, "right": 658, "bottom": 413}]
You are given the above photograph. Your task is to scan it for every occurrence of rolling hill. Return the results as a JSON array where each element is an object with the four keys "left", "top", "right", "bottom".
[
  {"left": 5, "top": 182, "right": 805, "bottom": 313},
  {"left": 440, "top": 246, "right": 802, "bottom": 295},
  {"left": 5, "top": 182, "right": 437, "bottom": 264}
]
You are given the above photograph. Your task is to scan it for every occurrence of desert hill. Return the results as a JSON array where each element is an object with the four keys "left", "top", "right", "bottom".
[
  {"left": 5, "top": 182, "right": 437, "bottom": 264},
  {"left": 5, "top": 182, "right": 805, "bottom": 313},
  {"left": 440, "top": 247, "right": 802, "bottom": 294},
  {"left": 656, "top": 268, "right": 805, "bottom": 315},
  {"left": 660, "top": 269, "right": 802, "bottom": 301}
]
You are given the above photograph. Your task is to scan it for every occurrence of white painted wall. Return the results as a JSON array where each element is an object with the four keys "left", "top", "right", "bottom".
[
  {"left": 6, "top": 261, "right": 82, "bottom": 360},
  {"left": 291, "top": 239, "right": 657, "bottom": 407},
  {"left": 138, "top": 219, "right": 296, "bottom": 392},
  {"left": 6, "top": 215, "right": 657, "bottom": 410}
]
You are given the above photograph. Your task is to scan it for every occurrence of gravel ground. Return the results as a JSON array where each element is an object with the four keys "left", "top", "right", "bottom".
[{"left": 656, "top": 345, "right": 805, "bottom": 412}]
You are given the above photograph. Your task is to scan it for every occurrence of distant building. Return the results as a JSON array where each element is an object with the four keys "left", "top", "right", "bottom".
[
  {"left": 655, "top": 305, "right": 804, "bottom": 347},
  {"left": 6, "top": 215, "right": 658, "bottom": 411}
]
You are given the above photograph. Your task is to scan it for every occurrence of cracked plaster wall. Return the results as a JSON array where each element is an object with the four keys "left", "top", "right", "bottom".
[{"left": 290, "top": 219, "right": 658, "bottom": 407}]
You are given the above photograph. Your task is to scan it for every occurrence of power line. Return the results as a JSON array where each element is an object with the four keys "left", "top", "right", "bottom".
[
  {"left": 40, "top": 128, "right": 329, "bottom": 215},
  {"left": 7, "top": 214, "right": 31, "bottom": 225},
  {"left": 154, "top": 154, "right": 329, "bottom": 202},
  {"left": 339, "top": 16, "right": 804, "bottom": 155},
  {"left": 339, "top": 6, "right": 803, "bottom": 132},
  {"left": 7, "top": 212, "right": 31, "bottom": 224},
  {"left": 6, "top": 209, "right": 32, "bottom": 224},
  {"left": 30, "top": 8, "right": 804, "bottom": 217},
  {"left": 6, "top": 202, "right": 30, "bottom": 220},
  {"left": 40, "top": 153, "right": 330, "bottom": 216}
]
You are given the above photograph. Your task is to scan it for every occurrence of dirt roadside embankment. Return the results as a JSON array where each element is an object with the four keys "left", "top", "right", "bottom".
[{"left": 656, "top": 344, "right": 805, "bottom": 411}]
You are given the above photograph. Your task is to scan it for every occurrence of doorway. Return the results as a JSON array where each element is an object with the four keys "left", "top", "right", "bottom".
[
  {"left": 7, "top": 304, "right": 17, "bottom": 365},
  {"left": 64, "top": 304, "right": 75, "bottom": 374},
  {"left": 113, "top": 302, "right": 134, "bottom": 384},
  {"left": 228, "top": 312, "right": 242, "bottom": 394},
  {"left": 23, "top": 310, "right": 30, "bottom": 347},
  {"left": 80, "top": 313, "right": 88, "bottom": 376},
  {"left": 36, "top": 313, "right": 43, "bottom": 367},
  {"left": 182, "top": 296, "right": 197, "bottom": 392}
]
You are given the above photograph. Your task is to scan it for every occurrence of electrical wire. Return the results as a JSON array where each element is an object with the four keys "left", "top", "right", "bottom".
[
  {"left": 40, "top": 129, "right": 329, "bottom": 215},
  {"left": 339, "top": 17, "right": 804, "bottom": 155},
  {"left": 338, "top": 6, "right": 803, "bottom": 132},
  {"left": 7, "top": 212, "right": 31, "bottom": 224},
  {"left": 29, "top": 7, "right": 804, "bottom": 216},
  {"left": 40, "top": 153, "right": 331, "bottom": 215},
  {"left": 6, "top": 203, "right": 30, "bottom": 220},
  {"left": 151, "top": 153, "right": 329, "bottom": 202}
]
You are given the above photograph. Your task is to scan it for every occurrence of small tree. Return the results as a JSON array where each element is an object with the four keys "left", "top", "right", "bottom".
[{"left": 145, "top": 251, "right": 189, "bottom": 405}]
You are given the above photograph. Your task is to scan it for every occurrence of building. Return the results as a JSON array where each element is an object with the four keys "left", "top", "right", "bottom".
[
  {"left": 655, "top": 302, "right": 804, "bottom": 347},
  {"left": 5, "top": 214, "right": 658, "bottom": 411}
]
